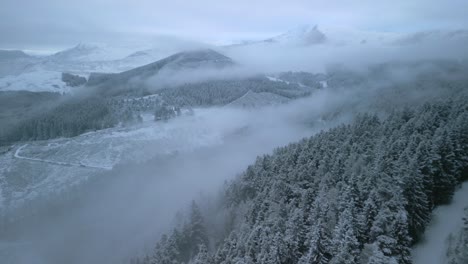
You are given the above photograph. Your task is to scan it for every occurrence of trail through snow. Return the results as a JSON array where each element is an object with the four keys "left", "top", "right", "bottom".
[
  {"left": 412, "top": 181, "right": 468, "bottom": 264},
  {"left": 14, "top": 144, "right": 112, "bottom": 170}
]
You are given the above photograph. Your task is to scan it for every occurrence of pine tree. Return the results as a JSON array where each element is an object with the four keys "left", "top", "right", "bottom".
[
  {"left": 192, "top": 244, "right": 211, "bottom": 264},
  {"left": 329, "top": 204, "right": 360, "bottom": 264}
]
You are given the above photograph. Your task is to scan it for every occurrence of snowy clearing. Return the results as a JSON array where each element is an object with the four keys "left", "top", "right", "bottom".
[
  {"left": 412, "top": 181, "right": 468, "bottom": 264},
  {"left": 14, "top": 144, "right": 112, "bottom": 170}
]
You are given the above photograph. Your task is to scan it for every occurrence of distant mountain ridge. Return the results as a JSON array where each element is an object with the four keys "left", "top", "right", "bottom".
[
  {"left": 266, "top": 25, "right": 327, "bottom": 45},
  {"left": 226, "top": 25, "right": 468, "bottom": 48},
  {"left": 2, "top": 26, "right": 468, "bottom": 94},
  {"left": 0, "top": 50, "right": 32, "bottom": 60},
  {"left": 227, "top": 25, "right": 327, "bottom": 47},
  {"left": 0, "top": 50, "right": 40, "bottom": 79},
  {"left": 87, "top": 49, "right": 235, "bottom": 88}
]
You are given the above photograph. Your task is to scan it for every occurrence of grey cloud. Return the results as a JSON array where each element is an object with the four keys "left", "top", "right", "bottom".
[{"left": 1, "top": 0, "right": 468, "bottom": 50}]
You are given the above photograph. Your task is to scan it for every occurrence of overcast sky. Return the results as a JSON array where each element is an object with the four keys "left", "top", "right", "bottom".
[{"left": 1, "top": 0, "right": 467, "bottom": 51}]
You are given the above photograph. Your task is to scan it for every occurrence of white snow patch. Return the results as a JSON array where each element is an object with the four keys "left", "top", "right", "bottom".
[
  {"left": 319, "top": 80, "right": 328, "bottom": 88},
  {"left": 0, "top": 70, "right": 70, "bottom": 93},
  {"left": 412, "top": 181, "right": 468, "bottom": 264},
  {"left": 266, "top": 76, "right": 290, "bottom": 84}
]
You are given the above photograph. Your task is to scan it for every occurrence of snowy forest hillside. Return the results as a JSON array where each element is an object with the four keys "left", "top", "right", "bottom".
[
  {"left": 0, "top": 50, "right": 322, "bottom": 146},
  {"left": 3, "top": 1, "right": 468, "bottom": 263},
  {"left": 136, "top": 91, "right": 468, "bottom": 264}
]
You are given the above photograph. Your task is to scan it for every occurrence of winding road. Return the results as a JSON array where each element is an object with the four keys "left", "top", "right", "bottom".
[{"left": 14, "top": 144, "right": 112, "bottom": 170}]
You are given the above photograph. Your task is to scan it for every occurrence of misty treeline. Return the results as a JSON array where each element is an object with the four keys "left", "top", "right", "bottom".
[
  {"left": 135, "top": 94, "right": 468, "bottom": 264},
  {"left": 0, "top": 73, "right": 318, "bottom": 145}
]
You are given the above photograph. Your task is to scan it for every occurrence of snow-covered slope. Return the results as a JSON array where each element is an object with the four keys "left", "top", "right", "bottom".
[
  {"left": 47, "top": 43, "right": 140, "bottom": 62},
  {"left": 125, "top": 48, "right": 234, "bottom": 74},
  {"left": 41, "top": 43, "right": 181, "bottom": 73},
  {"left": 0, "top": 39, "right": 209, "bottom": 93},
  {"left": 227, "top": 25, "right": 327, "bottom": 47},
  {"left": 42, "top": 39, "right": 210, "bottom": 71},
  {"left": 444, "top": 207, "right": 468, "bottom": 264},
  {"left": 226, "top": 25, "right": 392, "bottom": 47},
  {"left": 266, "top": 25, "right": 327, "bottom": 45},
  {"left": 0, "top": 50, "right": 32, "bottom": 60},
  {"left": 0, "top": 70, "right": 69, "bottom": 93},
  {"left": 412, "top": 182, "right": 468, "bottom": 264},
  {"left": 86, "top": 49, "right": 234, "bottom": 89},
  {"left": 0, "top": 50, "right": 39, "bottom": 78},
  {"left": 227, "top": 25, "right": 468, "bottom": 48}
]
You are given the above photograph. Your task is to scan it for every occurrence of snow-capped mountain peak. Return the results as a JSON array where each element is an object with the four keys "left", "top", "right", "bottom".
[
  {"left": 267, "top": 24, "right": 327, "bottom": 45},
  {"left": 48, "top": 43, "right": 138, "bottom": 62},
  {"left": 225, "top": 24, "right": 327, "bottom": 47}
]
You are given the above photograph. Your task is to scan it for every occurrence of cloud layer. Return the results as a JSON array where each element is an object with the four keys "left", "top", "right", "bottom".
[{"left": 1, "top": 0, "right": 468, "bottom": 50}]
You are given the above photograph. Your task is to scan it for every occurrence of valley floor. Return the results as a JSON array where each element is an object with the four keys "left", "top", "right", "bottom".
[{"left": 0, "top": 103, "right": 319, "bottom": 264}]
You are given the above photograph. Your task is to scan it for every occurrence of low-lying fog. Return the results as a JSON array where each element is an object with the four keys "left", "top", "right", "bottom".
[
  {"left": 1, "top": 93, "right": 339, "bottom": 263},
  {"left": 223, "top": 35, "right": 468, "bottom": 73}
]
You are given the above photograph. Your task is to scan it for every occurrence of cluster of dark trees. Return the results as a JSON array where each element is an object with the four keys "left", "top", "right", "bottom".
[
  {"left": 0, "top": 96, "right": 150, "bottom": 144},
  {"left": 154, "top": 104, "right": 181, "bottom": 121},
  {"left": 0, "top": 91, "right": 60, "bottom": 135},
  {"left": 138, "top": 95, "right": 467, "bottom": 264},
  {"left": 118, "top": 96, "right": 162, "bottom": 112},
  {"left": 61, "top": 72, "right": 87, "bottom": 87},
  {"left": 4, "top": 97, "right": 118, "bottom": 141}
]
